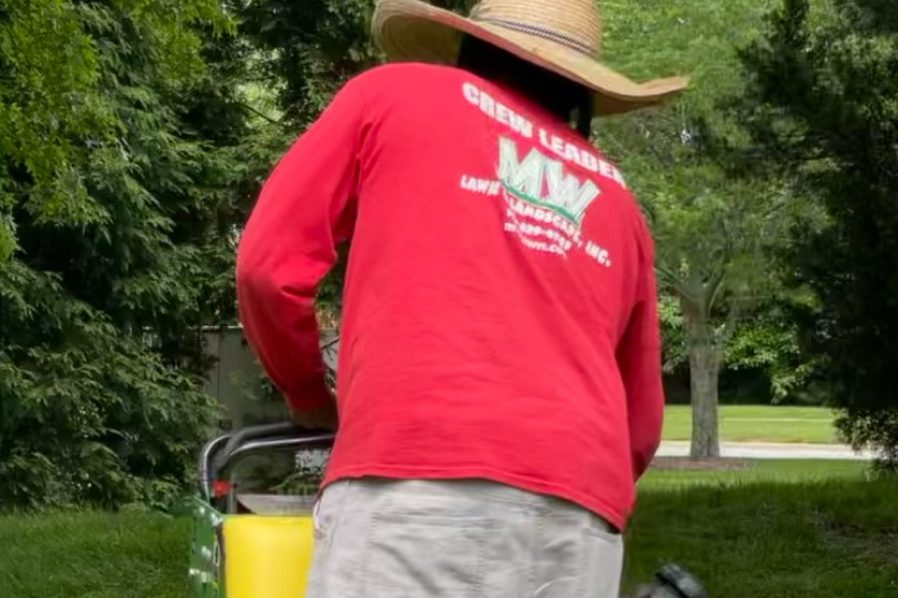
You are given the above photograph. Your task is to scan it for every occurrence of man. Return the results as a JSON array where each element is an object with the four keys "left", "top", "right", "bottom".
[{"left": 236, "top": 0, "right": 688, "bottom": 596}]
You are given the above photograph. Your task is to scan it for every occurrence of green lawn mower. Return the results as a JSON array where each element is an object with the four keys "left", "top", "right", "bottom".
[{"left": 189, "top": 421, "right": 334, "bottom": 597}]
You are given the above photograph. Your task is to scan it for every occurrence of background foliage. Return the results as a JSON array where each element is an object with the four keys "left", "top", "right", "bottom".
[
  {"left": 0, "top": 0, "right": 244, "bottom": 508},
  {"left": 735, "top": 0, "right": 898, "bottom": 465}
]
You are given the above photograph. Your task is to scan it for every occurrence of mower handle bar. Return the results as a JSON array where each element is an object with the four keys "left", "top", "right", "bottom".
[
  {"left": 198, "top": 334, "right": 340, "bottom": 498},
  {"left": 199, "top": 422, "right": 335, "bottom": 500}
]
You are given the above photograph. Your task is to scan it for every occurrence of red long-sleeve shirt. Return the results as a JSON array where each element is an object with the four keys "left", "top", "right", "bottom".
[{"left": 236, "top": 63, "right": 664, "bottom": 530}]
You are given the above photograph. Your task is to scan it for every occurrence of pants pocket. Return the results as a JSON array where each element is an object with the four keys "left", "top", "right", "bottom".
[
  {"left": 308, "top": 482, "right": 354, "bottom": 597},
  {"left": 534, "top": 515, "right": 624, "bottom": 598},
  {"left": 363, "top": 511, "right": 491, "bottom": 597},
  {"left": 582, "top": 527, "right": 624, "bottom": 598}
]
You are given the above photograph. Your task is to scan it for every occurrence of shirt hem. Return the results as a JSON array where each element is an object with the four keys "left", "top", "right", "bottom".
[{"left": 322, "top": 464, "right": 630, "bottom": 531}]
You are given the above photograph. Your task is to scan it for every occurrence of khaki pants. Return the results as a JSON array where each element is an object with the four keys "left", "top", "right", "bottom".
[{"left": 308, "top": 479, "right": 624, "bottom": 597}]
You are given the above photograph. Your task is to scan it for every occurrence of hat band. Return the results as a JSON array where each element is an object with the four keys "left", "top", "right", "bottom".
[{"left": 473, "top": 17, "right": 597, "bottom": 58}]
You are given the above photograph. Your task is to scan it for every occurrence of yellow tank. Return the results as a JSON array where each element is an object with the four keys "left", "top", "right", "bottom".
[{"left": 223, "top": 515, "right": 315, "bottom": 597}]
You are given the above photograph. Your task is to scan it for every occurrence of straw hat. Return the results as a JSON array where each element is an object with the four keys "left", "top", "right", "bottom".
[{"left": 372, "top": 0, "right": 689, "bottom": 116}]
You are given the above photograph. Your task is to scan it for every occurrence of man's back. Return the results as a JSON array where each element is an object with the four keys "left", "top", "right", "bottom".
[{"left": 238, "top": 63, "right": 663, "bottom": 530}]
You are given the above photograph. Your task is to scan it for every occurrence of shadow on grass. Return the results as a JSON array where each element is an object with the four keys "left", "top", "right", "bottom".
[{"left": 625, "top": 478, "right": 898, "bottom": 597}]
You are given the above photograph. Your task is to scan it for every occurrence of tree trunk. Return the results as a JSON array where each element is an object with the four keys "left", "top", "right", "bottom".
[{"left": 682, "top": 299, "right": 722, "bottom": 458}]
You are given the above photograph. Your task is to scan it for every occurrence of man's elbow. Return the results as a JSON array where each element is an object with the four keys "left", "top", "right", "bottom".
[{"left": 235, "top": 239, "right": 274, "bottom": 299}]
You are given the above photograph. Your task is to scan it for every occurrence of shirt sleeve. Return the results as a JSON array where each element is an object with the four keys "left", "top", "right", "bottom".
[
  {"left": 236, "top": 78, "right": 367, "bottom": 412},
  {"left": 616, "top": 222, "right": 665, "bottom": 479}
]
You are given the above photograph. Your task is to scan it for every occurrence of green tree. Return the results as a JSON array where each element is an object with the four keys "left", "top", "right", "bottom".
[
  {"left": 596, "top": 0, "right": 811, "bottom": 457},
  {"left": 604, "top": 119, "right": 799, "bottom": 457},
  {"left": 737, "top": 0, "right": 898, "bottom": 466},
  {"left": 0, "top": 0, "right": 250, "bottom": 508},
  {"left": 662, "top": 290, "right": 823, "bottom": 407}
]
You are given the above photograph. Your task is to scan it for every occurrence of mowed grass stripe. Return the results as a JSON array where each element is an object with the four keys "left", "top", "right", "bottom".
[{"left": 663, "top": 405, "right": 839, "bottom": 444}]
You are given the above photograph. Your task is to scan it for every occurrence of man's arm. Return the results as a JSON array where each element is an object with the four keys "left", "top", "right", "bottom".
[
  {"left": 617, "top": 229, "right": 665, "bottom": 479},
  {"left": 290, "top": 400, "right": 339, "bottom": 431},
  {"left": 236, "top": 79, "right": 367, "bottom": 427}
]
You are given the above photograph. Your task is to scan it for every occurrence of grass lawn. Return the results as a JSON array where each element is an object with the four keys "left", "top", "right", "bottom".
[
  {"left": 641, "top": 458, "right": 869, "bottom": 490},
  {"left": 2, "top": 461, "right": 895, "bottom": 597},
  {"left": 663, "top": 405, "right": 839, "bottom": 444},
  {"left": 628, "top": 469, "right": 898, "bottom": 597},
  {"left": 0, "top": 510, "right": 192, "bottom": 598}
]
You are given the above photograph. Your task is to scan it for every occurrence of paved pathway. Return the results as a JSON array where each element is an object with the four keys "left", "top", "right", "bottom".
[{"left": 657, "top": 441, "right": 875, "bottom": 460}]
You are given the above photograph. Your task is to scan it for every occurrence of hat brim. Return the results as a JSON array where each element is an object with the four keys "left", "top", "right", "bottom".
[{"left": 373, "top": 0, "right": 689, "bottom": 116}]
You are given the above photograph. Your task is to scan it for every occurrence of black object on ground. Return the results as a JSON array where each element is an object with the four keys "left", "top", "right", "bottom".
[{"left": 632, "top": 564, "right": 709, "bottom": 598}]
